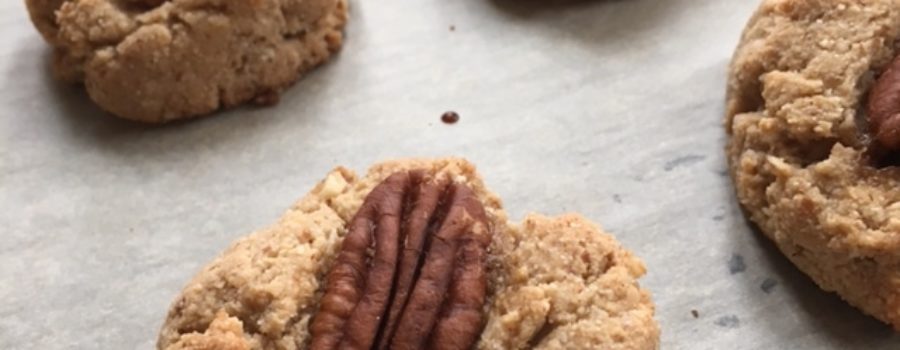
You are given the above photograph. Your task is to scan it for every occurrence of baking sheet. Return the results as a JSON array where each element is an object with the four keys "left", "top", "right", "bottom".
[{"left": 3, "top": 0, "right": 900, "bottom": 348}]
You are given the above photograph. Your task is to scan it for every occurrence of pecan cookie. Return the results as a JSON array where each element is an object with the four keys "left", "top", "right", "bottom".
[
  {"left": 727, "top": 0, "right": 900, "bottom": 329},
  {"left": 157, "top": 158, "right": 659, "bottom": 349},
  {"left": 25, "top": 0, "right": 348, "bottom": 122}
]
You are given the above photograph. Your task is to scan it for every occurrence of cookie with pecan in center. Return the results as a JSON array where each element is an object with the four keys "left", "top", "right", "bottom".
[
  {"left": 728, "top": 0, "right": 900, "bottom": 330},
  {"left": 157, "top": 158, "right": 659, "bottom": 349}
]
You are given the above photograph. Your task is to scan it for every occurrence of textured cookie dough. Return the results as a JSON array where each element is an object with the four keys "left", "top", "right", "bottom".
[
  {"left": 157, "top": 158, "right": 659, "bottom": 349},
  {"left": 25, "top": 0, "right": 348, "bottom": 122},
  {"left": 727, "top": 0, "right": 900, "bottom": 329}
]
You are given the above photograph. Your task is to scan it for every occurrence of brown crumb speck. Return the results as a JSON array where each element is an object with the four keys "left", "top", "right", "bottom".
[
  {"left": 691, "top": 310, "right": 699, "bottom": 318},
  {"left": 441, "top": 111, "right": 459, "bottom": 125}
]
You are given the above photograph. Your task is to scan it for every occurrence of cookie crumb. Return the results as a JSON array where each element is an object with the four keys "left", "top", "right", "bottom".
[
  {"left": 691, "top": 310, "right": 699, "bottom": 318},
  {"left": 441, "top": 111, "right": 460, "bottom": 125}
]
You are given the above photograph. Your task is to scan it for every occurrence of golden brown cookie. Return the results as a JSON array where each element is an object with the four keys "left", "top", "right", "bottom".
[
  {"left": 25, "top": 0, "right": 348, "bottom": 122},
  {"left": 727, "top": 0, "right": 900, "bottom": 330},
  {"left": 157, "top": 158, "right": 659, "bottom": 349}
]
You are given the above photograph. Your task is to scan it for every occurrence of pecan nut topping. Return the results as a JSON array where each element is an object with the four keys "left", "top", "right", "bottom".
[
  {"left": 310, "top": 171, "right": 491, "bottom": 350},
  {"left": 868, "top": 54, "right": 900, "bottom": 151}
]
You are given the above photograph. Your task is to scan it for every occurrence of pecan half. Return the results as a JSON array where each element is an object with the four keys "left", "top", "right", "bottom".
[
  {"left": 868, "top": 54, "right": 900, "bottom": 151},
  {"left": 309, "top": 171, "right": 491, "bottom": 350}
]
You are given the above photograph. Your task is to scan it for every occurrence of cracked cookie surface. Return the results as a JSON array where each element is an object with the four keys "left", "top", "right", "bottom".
[
  {"left": 727, "top": 0, "right": 900, "bottom": 329},
  {"left": 25, "top": 0, "right": 348, "bottom": 122},
  {"left": 157, "top": 158, "right": 659, "bottom": 349}
]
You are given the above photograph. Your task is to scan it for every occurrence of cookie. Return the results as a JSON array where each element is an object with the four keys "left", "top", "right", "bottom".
[
  {"left": 157, "top": 158, "right": 659, "bottom": 349},
  {"left": 25, "top": 0, "right": 348, "bottom": 122},
  {"left": 727, "top": 0, "right": 900, "bottom": 329}
]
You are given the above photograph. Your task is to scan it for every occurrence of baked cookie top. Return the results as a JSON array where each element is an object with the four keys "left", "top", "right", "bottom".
[
  {"left": 25, "top": 0, "right": 347, "bottom": 122},
  {"left": 157, "top": 158, "right": 659, "bottom": 349},
  {"left": 727, "top": 0, "right": 900, "bottom": 328}
]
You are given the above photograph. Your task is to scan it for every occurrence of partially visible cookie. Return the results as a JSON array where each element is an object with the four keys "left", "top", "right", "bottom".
[
  {"left": 25, "top": 0, "right": 348, "bottom": 122},
  {"left": 727, "top": 0, "right": 900, "bottom": 329},
  {"left": 157, "top": 158, "right": 659, "bottom": 349}
]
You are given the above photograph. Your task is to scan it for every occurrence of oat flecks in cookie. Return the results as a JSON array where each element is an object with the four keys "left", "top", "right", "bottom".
[
  {"left": 24, "top": 0, "right": 349, "bottom": 122},
  {"left": 727, "top": 0, "right": 900, "bottom": 329},
  {"left": 157, "top": 158, "right": 659, "bottom": 349}
]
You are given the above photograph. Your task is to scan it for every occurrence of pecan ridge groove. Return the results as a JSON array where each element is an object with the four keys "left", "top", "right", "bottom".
[{"left": 309, "top": 170, "right": 491, "bottom": 350}]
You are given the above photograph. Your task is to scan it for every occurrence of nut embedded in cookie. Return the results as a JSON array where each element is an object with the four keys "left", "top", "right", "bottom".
[
  {"left": 310, "top": 171, "right": 491, "bottom": 350},
  {"left": 868, "top": 54, "right": 900, "bottom": 152},
  {"left": 24, "top": 0, "right": 349, "bottom": 122},
  {"left": 156, "top": 158, "right": 660, "bottom": 349}
]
